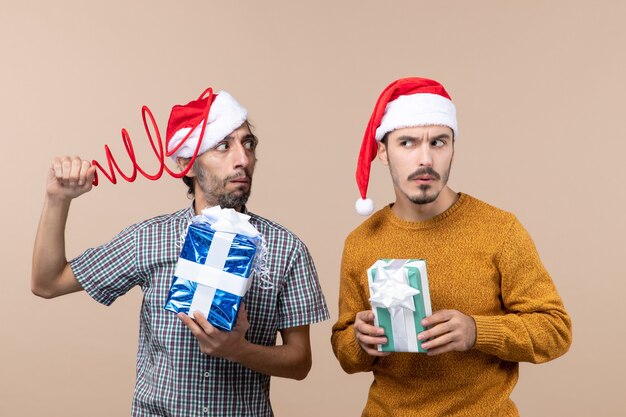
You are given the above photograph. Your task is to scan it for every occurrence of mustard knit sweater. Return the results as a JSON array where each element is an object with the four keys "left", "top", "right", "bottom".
[{"left": 331, "top": 193, "right": 572, "bottom": 417}]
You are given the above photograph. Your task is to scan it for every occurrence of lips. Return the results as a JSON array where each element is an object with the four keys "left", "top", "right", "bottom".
[
  {"left": 410, "top": 174, "right": 435, "bottom": 184},
  {"left": 408, "top": 168, "right": 440, "bottom": 182},
  {"left": 228, "top": 175, "right": 250, "bottom": 187}
]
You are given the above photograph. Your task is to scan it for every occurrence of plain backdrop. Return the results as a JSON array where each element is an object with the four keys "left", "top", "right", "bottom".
[{"left": 2, "top": 1, "right": 625, "bottom": 416}]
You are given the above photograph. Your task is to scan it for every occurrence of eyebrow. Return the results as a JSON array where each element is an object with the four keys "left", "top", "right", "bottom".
[
  {"left": 221, "top": 133, "right": 258, "bottom": 142},
  {"left": 394, "top": 133, "right": 451, "bottom": 142}
]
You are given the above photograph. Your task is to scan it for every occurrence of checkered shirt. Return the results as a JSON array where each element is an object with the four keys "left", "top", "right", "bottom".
[{"left": 70, "top": 206, "right": 329, "bottom": 417}]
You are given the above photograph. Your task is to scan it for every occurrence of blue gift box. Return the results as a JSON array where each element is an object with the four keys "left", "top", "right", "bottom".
[{"left": 164, "top": 221, "right": 259, "bottom": 331}]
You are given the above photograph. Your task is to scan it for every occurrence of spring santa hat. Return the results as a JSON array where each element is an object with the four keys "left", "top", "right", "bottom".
[
  {"left": 166, "top": 88, "right": 248, "bottom": 161},
  {"left": 355, "top": 77, "right": 458, "bottom": 216}
]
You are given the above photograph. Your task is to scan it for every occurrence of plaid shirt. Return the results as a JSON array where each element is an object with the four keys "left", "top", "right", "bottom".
[{"left": 71, "top": 206, "right": 329, "bottom": 417}]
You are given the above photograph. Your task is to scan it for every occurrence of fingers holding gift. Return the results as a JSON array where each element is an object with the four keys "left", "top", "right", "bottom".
[
  {"left": 233, "top": 303, "right": 250, "bottom": 334},
  {"left": 177, "top": 312, "right": 211, "bottom": 337},
  {"left": 419, "top": 332, "right": 457, "bottom": 356},
  {"left": 354, "top": 310, "right": 390, "bottom": 357},
  {"left": 177, "top": 307, "right": 249, "bottom": 359},
  {"left": 354, "top": 311, "right": 385, "bottom": 340},
  {"left": 356, "top": 336, "right": 390, "bottom": 357},
  {"left": 418, "top": 309, "right": 477, "bottom": 355}
]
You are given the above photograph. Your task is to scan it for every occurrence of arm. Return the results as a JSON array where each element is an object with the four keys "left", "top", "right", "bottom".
[
  {"left": 31, "top": 156, "right": 96, "bottom": 298},
  {"left": 178, "top": 305, "right": 312, "bottom": 380},
  {"left": 330, "top": 240, "right": 380, "bottom": 373},
  {"left": 416, "top": 219, "right": 571, "bottom": 361},
  {"left": 471, "top": 218, "right": 572, "bottom": 363}
]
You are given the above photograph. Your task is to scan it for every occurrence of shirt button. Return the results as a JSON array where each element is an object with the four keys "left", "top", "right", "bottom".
[
  {"left": 204, "top": 372, "right": 210, "bottom": 378},
  {"left": 203, "top": 406, "right": 209, "bottom": 413}
]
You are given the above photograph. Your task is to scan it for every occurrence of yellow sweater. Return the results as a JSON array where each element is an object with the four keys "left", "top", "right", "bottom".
[{"left": 331, "top": 193, "right": 572, "bottom": 417}]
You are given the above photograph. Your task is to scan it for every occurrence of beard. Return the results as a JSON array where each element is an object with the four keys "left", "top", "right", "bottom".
[
  {"left": 405, "top": 163, "right": 452, "bottom": 205},
  {"left": 194, "top": 163, "right": 252, "bottom": 209},
  {"left": 409, "top": 185, "right": 440, "bottom": 205}
]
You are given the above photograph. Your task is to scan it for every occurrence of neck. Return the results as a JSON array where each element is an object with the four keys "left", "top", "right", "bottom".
[
  {"left": 391, "top": 187, "right": 459, "bottom": 222},
  {"left": 192, "top": 196, "right": 243, "bottom": 215}
]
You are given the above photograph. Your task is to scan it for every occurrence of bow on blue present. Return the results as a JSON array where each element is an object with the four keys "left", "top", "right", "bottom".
[{"left": 164, "top": 206, "right": 264, "bottom": 331}]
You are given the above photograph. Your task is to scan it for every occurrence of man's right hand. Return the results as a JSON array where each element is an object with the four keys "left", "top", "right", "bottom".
[
  {"left": 47, "top": 156, "right": 97, "bottom": 201},
  {"left": 32, "top": 156, "right": 92, "bottom": 298},
  {"left": 354, "top": 310, "right": 391, "bottom": 357}
]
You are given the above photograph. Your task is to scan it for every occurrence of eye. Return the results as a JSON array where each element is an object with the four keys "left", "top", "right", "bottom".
[
  {"left": 214, "top": 142, "right": 229, "bottom": 151},
  {"left": 244, "top": 139, "right": 257, "bottom": 151},
  {"left": 400, "top": 139, "right": 415, "bottom": 147},
  {"left": 432, "top": 138, "right": 446, "bottom": 148}
]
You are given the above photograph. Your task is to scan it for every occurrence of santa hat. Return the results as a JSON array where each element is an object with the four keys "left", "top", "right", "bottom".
[
  {"left": 166, "top": 88, "right": 248, "bottom": 161},
  {"left": 355, "top": 77, "right": 457, "bottom": 216}
]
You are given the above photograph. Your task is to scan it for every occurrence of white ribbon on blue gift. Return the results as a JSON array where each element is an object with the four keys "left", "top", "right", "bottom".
[
  {"left": 369, "top": 259, "right": 422, "bottom": 352},
  {"left": 175, "top": 206, "right": 261, "bottom": 318},
  {"left": 199, "top": 206, "right": 261, "bottom": 238}
]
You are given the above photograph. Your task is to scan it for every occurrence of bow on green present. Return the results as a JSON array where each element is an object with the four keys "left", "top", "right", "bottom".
[{"left": 367, "top": 259, "right": 432, "bottom": 352}]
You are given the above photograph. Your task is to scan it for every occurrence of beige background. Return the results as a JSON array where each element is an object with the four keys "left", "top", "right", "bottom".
[{"left": 2, "top": 1, "right": 625, "bottom": 415}]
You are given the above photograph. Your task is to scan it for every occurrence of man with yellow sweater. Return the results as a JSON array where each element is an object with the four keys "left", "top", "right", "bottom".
[{"left": 331, "top": 77, "right": 572, "bottom": 416}]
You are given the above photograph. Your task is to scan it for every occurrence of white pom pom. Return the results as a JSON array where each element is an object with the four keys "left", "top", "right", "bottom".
[{"left": 355, "top": 198, "right": 374, "bottom": 216}]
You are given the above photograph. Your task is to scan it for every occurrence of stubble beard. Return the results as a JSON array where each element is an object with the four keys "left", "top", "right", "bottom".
[
  {"left": 409, "top": 184, "right": 441, "bottom": 205},
  {"left": 404, "top": 162, "right": 452, "bottom": 206},
  {"left": 194, "top": 164, "right": 252, "bottom": 209}
]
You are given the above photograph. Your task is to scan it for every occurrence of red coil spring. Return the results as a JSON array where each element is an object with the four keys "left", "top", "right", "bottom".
[{"left": 91, "top": 88, "right": 216, "bottom": 186}]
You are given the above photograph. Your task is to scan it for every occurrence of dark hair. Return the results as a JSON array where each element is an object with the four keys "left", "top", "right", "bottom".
[
  {"left": 182, "top": 174, "right": 195, "bottom": 197},
  {"left": 380, "top": 132, "right": 390, "bottom": 146},
  {"left": 180, "top": 120, "right": 256, "bottom": 197}
]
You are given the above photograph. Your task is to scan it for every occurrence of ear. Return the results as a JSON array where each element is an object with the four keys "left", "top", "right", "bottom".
[
  {"left": 177, "top": 157, "right": 195, "bottom": 177},
  {"left": 377, "top": 141, "right": 389, "bottom": 166}
]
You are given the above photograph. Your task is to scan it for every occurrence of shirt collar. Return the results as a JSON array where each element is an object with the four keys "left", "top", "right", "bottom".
[{"left": 189, "top": 201, "right": 249, "bottom": 217}]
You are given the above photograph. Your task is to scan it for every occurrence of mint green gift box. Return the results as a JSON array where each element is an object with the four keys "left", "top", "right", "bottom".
[{"left": 367, "top": 259, "right": 432, "bottom": 352}]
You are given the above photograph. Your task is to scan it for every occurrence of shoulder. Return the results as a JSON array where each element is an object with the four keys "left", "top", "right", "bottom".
[
  {"left": 461, "top": 194, "right": 518, "bottom": 226},
  {"left": 118, "top": 207, "right": 192, "bottom": 236},
  {"left": 458, "top": 195, "right": 535, "bottom": 250},
  {"left": 345, "top": 207, "right": 390, "bottom": 246},
  {"left": 347, "top": 206, "right": 389, "bottom": 239}
]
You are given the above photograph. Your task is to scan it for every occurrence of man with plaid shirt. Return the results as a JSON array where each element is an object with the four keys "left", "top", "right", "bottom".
[{"left": 31, "top": 89, "right": 329, "bottom": 416}]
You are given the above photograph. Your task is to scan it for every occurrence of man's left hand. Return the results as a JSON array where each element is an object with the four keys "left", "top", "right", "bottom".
[
  {"left": 418, "top": 310, "right": 476, "bottom": 356},
  {"left": 178, "top": 303, "right": 250, "bottom": 360}
]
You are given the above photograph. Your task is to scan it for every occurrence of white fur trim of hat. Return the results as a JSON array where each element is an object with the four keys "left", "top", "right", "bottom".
[
  {"left": 375, "top": 93, "right": 458, "bottom": 141},
  {"left": 167, "top": 90, "right": 248, "bottom": 160}
]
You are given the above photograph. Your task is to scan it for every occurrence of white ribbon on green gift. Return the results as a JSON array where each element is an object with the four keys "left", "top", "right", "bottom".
[{"left": 368, "top": 259, "right": 432, "bottom": 352}]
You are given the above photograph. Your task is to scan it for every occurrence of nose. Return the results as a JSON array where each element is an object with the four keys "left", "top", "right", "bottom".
[
  {"left": 417, "top": 144, "right": 433, "bottom": 167},
  {"left": 232, "top": 141, "right": 251, "bottom": 169}
]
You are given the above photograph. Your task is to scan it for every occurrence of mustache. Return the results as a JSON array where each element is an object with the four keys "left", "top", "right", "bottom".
[
  {"left": 407, "top": 167, "right": 440, "bottom": 181},
  {"left": 224, "top": 171, "right": 250, "bottom": 181},
  {"left": 224, "top": 171, "right": 251, "bottom": 183}
]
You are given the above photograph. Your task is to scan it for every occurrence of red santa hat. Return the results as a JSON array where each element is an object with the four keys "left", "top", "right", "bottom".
[
  {"left": 166, "top": 89, "right": 248, "bottom": 160},
  {"left": 355, "top": 77, "right": 458, "bottom": 215}
]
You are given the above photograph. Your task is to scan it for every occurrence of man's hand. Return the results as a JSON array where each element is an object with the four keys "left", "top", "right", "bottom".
[
  {"left": 418, "top": 309, "right": 476, "bottom": 356},
  {"left": 47, "top": 156, "right": 96, "bottom": 202},
  {"left": 178, "top": 303, "right": 250, "bottom": 360},
  {"left": 354, "top": 310, "right": 390, "bottom": 357},
  {"left": 31, "top": 156, "right": 95, "bottom": 299}
]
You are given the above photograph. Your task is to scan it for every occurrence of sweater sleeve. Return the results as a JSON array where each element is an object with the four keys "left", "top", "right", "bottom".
[
  {"left": 330, "top": 237, "right": 377, "bottom": 373},
  {"left": 472, "top": 218, "right": 572, "bottom": 363}
]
